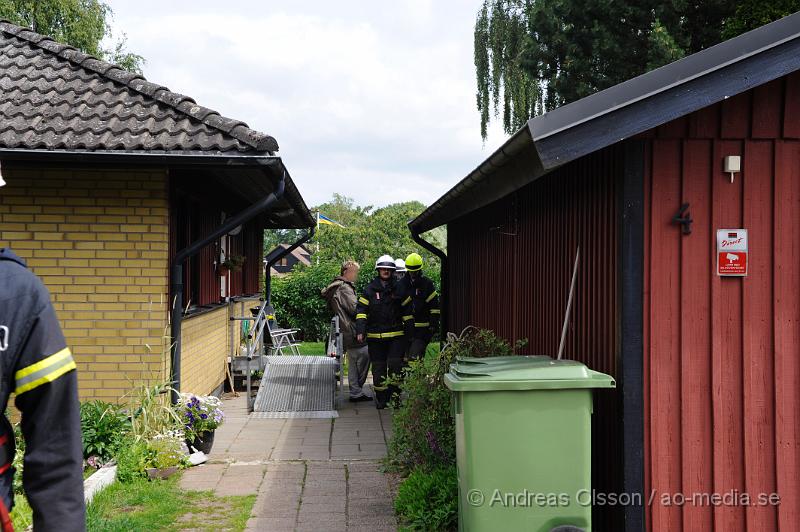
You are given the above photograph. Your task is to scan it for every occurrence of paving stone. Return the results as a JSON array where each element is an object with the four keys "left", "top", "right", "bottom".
[
  {"left": 347, "top": 500, "right": 394, "bottom": 517},
  {"left": 256, "top": 502, "right": 300, "bottom": 518},
  {"left": 245, "top": 517, "right": 296, "bottom": 531}
]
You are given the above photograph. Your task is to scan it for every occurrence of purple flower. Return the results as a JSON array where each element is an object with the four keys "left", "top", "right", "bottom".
[{"left": 200, "top": 413, "right": 208, "bottom": 419}]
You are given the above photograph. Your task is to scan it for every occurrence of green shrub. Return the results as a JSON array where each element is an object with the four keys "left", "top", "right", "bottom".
[
  {"left": 271, "top": 261, "right": 339, "bottom": 341},
  {"left": 80, "top": 400, "right": 130, "bottom": 461},
  {"left": 395, "top": 466, "right": 458, "bottom": 531},
  {"left": 116, "top": 433, "right": 187, "bottom": 483},
  {"left": 115, "top": 439, "right": 152, "bottom": 483},
  {"left": 388, "top": 327, "right": 525, "bottom": 473}
]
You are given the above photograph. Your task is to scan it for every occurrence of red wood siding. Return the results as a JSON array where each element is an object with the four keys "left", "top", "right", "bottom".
[
  {"left": 447, "top": 145, "right": 622, "bottom": 529},
  {"left": 243, "top": 221, "right": 263, "bottom": 294},
  {"left": 169, "top": 196, "right": 267, "bottom": 306},
  {"left": 644, "top": 72, "right": 800, "bottom": 532}
]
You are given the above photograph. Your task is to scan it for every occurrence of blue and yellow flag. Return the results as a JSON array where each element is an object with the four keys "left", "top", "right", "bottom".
[{"left": 317, "top": 212, "right": 345, "bottom": 228}]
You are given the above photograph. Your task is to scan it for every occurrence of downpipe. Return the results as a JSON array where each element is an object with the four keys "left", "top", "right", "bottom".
[{"left": 409, "top": 225, "right": 448, "bottom": 338}]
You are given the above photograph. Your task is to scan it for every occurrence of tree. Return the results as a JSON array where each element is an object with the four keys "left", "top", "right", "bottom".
[
  {"left": 0, "top": 0, "right": 144, "bottom": 72},
  {"left": 722, "top": 0, "right": 800, "bottom": 39},
  {"left": 474, "top": 0, "right": 788, "bottom": 139}
]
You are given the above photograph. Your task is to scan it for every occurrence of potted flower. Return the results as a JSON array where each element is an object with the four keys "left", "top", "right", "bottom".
[
  {"left": 145, "top": 432, "right": 186, "bottom": 480},
  {"left": 220, "top": 254, "right": 246, "bottom": 273},
  {"left": 179, "top": 394, "right": 225, "bottom": 454}
]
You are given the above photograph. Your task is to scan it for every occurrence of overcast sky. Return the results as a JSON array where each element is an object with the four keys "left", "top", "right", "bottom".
[{"left": 108, "top": 1, "right": 507, "bottom": 209}]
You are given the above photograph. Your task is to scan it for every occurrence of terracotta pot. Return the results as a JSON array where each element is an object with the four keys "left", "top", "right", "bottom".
[
  {"left": 186, "top": 430, "right": 215, "bottom": 454},
  {"left": 146, "top": 466, "right": 178, "bottom": 480}
]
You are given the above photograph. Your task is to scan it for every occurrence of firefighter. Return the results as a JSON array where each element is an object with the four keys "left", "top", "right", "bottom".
[
  {"left": 355, "top": 255, "right": 413, "bottom": 409},
  {"left": 399, "top": 253, "right": 440, "bottom": 361},
  {"left": 394, "top": 258, "right": 407, "bottom": 281},
  {"left": 0, "top": 248, "right": 85, "bottom": 531}
]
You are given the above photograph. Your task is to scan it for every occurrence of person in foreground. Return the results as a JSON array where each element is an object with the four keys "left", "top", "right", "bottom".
[
  {"left": 355, "top": 255, "right": 413, "bottom": 409},
  {"left": 0, "top": 248, "right": 85, "bottom": 531},
  {"left": 321, "top": 260, "right": 372, "bottom": 403}
]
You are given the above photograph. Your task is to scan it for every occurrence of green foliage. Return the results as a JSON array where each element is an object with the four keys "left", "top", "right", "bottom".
[
  {"left": 125, "top": 381, "right": 183, "bottom": 442},
  {"left": 147, "top": 436, "right": 185, "bottom": 470},
  {"left": 388, "top": 328, "right": 523, "bottom": 473},
  {"left": 474, "top": 0, "right": 739, "bottom": 138},
  {"left": 80, "top": 400, "right": 130, "bottom": 461},
  {"left": 394, "top": 466, "right": 458, "bottom": 532},
  {"left": 0, "top": 0, "right": 144, "bottom": 72},
  {"left": 722, "top": 0, "right": 800, "bottom": 39},
  {"left": 271, "top": 260, "right": 339, "bottom": 341},
  {"left": 115, "top": 439, "right": 152, "bottom": 483},
  {"left": 10, "top": 419, "right": 24, "bottom": 495}
]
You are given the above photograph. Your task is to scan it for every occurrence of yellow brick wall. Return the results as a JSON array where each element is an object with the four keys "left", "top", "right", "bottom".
[
  {"left": 180, "top": 297, "right": 260, "bottom": 396},
  {"left": 0, "top": 167, "right": 169, "bottom": 401},
  {"left": 180, "top": 306, "right": 229, "bottom": 395}
]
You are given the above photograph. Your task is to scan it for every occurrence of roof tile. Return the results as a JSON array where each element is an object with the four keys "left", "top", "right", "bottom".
[{"left": 0, "top": 19, "right": 278, "bottom": 153}]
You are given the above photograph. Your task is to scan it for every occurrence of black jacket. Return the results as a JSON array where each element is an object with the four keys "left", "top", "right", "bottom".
[
  {"left": 0, "top": 248, "right": 86, "bottom": 531},
  {"left": 398, "top": 274, "right": 440, "bottom": 339},
  {"left": 355, "top": 277, "right": 413, "bottom": 340}
]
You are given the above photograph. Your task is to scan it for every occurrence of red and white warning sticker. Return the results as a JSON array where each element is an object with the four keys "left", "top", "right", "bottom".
[{"left": 717, "top": 229, "right": 747, "bottom": 276}]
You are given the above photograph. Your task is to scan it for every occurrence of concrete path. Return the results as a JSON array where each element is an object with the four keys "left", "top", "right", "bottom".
[{"left": 180, "top": 384, "right": 398, "bottom": 531}]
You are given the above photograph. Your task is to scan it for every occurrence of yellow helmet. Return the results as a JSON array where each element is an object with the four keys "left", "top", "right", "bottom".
[{"left": 405, "top": 252, "right": 423, "bottom": 271}]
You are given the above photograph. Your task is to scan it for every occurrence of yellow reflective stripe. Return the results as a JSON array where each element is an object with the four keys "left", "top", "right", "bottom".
[
  {"left": 356, "top": 313, "right": 368, "bottom": 320},
  {"left": 402, "top": 296, "right": 412, "bottom": 306},
  {"left": 15, "top": 347, "right": 76, "bottom": 395},
  {"left": 366, "top": 331, "right": 405, "bottom": 339},
  {"left": 430, "top": 309, "right": 441, "bottom": 314},
  {"left": 425, "top": 291, "right": 438, "bottom": 303},
  {"left": 358, "top": 297, "right": 369, "bottom": 305},
  {"left": 402, "top": 315, "right": 413, "bottom": 322},
  {"left": 414, "top": 322, "right": 430, "bottom": 328}
]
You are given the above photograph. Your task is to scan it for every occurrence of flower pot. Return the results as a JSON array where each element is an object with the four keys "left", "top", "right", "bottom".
[
  {"left": 186, "top": 430, "right": 215, "bottom": 454},
  {"left": 146, "top": 466, "right": 178, "bottom": 480}
]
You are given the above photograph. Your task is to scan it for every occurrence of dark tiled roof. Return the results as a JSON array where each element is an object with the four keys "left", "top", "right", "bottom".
[{"left": 0, "top": 20, "right": 278, "bottom": 153}]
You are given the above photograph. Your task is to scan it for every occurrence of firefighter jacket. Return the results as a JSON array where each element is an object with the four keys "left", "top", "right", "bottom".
[
  {"left": 398, "top": 274, "right": 440, "bottom": 339},
  {"left": 0, "top": 248, "right": 86, "bottom": 531},
  {"left": 355, "top": 277, "right": 413, "bottom": 340}
]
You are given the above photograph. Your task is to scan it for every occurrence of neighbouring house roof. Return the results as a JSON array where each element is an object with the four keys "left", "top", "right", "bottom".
[
  {"left": 410, "top": 12, "right": 800, "bottom": 233},
  {"left": 265, "top": 243, "right": 312, "bottom": 266},
  {"left": 0, "top": 19, "right": 314, "bottom": 228}
]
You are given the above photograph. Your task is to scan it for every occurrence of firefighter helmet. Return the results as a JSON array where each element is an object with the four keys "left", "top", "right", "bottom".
[
  {"left": 375, "top": 254, "right": 396, "bottom": 270},
  {"left": 394, "top": 258, "right": 407, "bottom": 272},
  {"left": 405, "top": 253, "right": 423, "bottom": 271}
]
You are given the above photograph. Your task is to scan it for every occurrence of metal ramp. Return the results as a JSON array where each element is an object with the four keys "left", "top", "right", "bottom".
[{"left": 251, "top": 356, "right": 339, "bottom": 419}]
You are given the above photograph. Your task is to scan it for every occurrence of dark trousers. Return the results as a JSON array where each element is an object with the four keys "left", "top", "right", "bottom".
[
  {"left": 368, "top": 338, "right": 406, "bottom": 406},
  {"left": 406, "top": 336, "right": 429, "bottom": 362}
]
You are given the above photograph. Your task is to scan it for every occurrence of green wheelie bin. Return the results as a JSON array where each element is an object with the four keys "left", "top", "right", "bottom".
[{"left": 444, "top": 356, "right": 615, "bottom": 532}]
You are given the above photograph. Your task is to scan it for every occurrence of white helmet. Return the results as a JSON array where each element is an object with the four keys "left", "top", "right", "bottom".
[
  {"left": 394, "top": 258, "right": 407, "bottom": 272},
  {"left": 375, "top": 254, "right": 396, "bottom": 270}
]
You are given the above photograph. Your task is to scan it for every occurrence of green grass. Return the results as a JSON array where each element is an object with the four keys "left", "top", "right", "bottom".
[
  {"left": 86, "top": 475, "right": 256, "bottom": 531},
  {"left": 10, "top": 494, "right": 32, "bottom": 531},
  {"left": 296, "top": 341, "right": 325, "bottom": 355}
]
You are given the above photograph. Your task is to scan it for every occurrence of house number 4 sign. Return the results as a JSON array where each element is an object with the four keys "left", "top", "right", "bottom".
[{"left": 717, "top": 229, "right": 748, "bottom": 277}]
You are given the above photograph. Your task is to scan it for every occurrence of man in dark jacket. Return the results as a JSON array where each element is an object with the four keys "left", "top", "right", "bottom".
[
  {"left": 399, "top": 253, "right": 440, "bottom": 361},
  {"left": 0, "top": 248, "right": 85, "bottom": 531},
  {"left": 321, "top": 260, "right": 371, "bottom": 402},
  {"left": 355, "top": 255, "right": 413, "bottom": 409}
]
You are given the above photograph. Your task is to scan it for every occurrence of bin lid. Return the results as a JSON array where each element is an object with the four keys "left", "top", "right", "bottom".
[{"left": 444, "top": 356, "right": 615, "bottom": 391}]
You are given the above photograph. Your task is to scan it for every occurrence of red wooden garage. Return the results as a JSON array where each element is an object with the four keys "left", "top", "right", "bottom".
[{"left": 409, "top": 13, "right": 800, "bottom": 532}]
